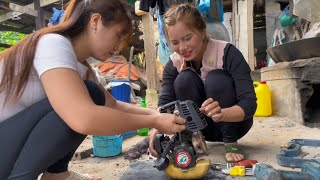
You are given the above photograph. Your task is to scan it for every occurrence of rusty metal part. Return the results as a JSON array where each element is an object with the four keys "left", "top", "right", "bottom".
[{"left": 192, "top": 131, "right": 208, "bottom": 155}]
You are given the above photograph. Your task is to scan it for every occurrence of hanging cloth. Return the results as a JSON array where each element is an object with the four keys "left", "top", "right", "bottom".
[
  {"left": 198, "top": 0, "right": 224, "bottom": 22},
  {"left": 157, "top": 13, "right": 172, "bottom": 64},
  {"left": 139, "top": 0, "right": 171, "bottom": 15},
  {"left": 49, "top": 7, "right": 65, "bottom": 26}
]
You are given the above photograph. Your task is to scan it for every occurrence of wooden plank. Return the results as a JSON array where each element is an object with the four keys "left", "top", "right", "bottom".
[
  {"left": 141, "top": 13, "right": 159, "bottom": 108},
  {"left": 32, "top": 0, "right": 61, "bottom": 7},
  {"left": 0, "top": 13, "right": 13, "bottom": 23},
  {"left": 247, "top": 0, "right": 254, "bottom": 70},
  {"left": 2, "top": 21, "right": 24, "bottom": 28},
  {"left": 141, "top": 13, "right": 158, "bottom": 90},
  {"left": 34, "top": 0, "right": 46, "bottom": 30},
  {"left": 0, "top": 0, "right": 59, "bottom": 23},
  {"left": 0, "top": 43, "right": 11, "bottom": 48},
  {"left": 235, "top": 0, "right": 255, "bottom": 70},
  {"left": 0, "top": 24, "right": 32, "bottom": 33},
  {"left": 232, "top": 0, "right": 239, "bottom": 47},
  {"left": 9, "top": 3, "right": 38, "bottom": 17},
  {"left": 0, "top": 2, "right": 11, "bottom": 10},
  {"left": 238, "top": 0, "right": 248, "bottom": 63}
]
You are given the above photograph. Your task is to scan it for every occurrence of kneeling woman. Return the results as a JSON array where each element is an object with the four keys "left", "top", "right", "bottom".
[{"left": 149, "top": 3, "right": 257, "bottom": 162}]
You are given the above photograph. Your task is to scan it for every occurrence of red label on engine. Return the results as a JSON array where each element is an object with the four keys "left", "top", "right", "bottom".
[{"left": 175, "top": 151, "right": 191, "bottom": 168}]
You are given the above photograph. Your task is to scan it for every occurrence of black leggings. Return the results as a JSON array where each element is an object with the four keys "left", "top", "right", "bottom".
[
  {"left": 0, "top": 81, "right": 105, "bottom": 180},
  {"left": 174, "top": 69, "right": 253, "bottom": 143}
]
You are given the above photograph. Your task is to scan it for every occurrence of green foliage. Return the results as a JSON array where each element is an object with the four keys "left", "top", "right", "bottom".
[{"left": 0, "top": 31, "right": 26, "bottom": 51}]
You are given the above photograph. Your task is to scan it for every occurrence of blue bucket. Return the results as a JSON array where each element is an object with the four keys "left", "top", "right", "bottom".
[
  {"left": 111, "top": 80, "right": 131, "bottom": 103},
  {"left": 92, "top": 135, "right": 123, "bottom": 157}
]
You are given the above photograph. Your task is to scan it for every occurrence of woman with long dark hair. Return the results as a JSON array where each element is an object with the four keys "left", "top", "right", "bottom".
[{"left": 0, "top": 0, "right": 186, "bottom": 179}]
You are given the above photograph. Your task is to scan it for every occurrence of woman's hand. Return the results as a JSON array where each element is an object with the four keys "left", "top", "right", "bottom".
[
  {"left": 153, "top": 113, "right": 186, "bottom": 135},
  {"left": 200, "top": 98, "right": 224, "bottom": 122},
  {"left": 149, "top": 113, "right": 186, "bottom": 157},
  {"left": 148, "top": 128, "right": 160, "bottom": 157},
  {"left": 148, "top": 108, "right": 161, "bottom": 116}
]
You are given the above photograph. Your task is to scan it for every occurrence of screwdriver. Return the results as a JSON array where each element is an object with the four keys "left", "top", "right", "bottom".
[
  {"left": 233, "top": 159, "right": 258, "bottom": 168},
  {"left": 211, "top": 159, "right": 258, "bottom": 170}
]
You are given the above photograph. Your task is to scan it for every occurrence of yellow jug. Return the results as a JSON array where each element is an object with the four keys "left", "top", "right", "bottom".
[{"left": 254, "top": 81, "right": 272, "bottom": 117}]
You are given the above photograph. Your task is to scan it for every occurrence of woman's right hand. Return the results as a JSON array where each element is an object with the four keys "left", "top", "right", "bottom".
[
  {"left": 148, "top": 128, "right": 160, "bottom": 157},
  {"left": 149, "top": 113, "right": 186, "bottom": 157},
  {"left": 153, "top": 113, "right": 186, "bottom": 135}
]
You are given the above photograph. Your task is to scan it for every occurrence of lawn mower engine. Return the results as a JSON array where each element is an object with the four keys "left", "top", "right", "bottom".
[{"left": 154, "top": 100, "right": 211, "bottom": 179}]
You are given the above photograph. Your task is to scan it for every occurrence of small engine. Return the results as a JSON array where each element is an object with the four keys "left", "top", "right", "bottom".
[{"left": 154, "top": 100, "right": 209, "bottom": 171}]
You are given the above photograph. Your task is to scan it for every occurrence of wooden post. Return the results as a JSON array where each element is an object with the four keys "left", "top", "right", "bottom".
[
  {"left": 34, "top": 0, "right": 46, "bottom": 30},
  {"left": 141, "top": 13, "right": 158, "bottom": 90},
  {"left": 247, "top": 0, "right": 254, "bottom": 70},
  {"left": 141, "top": 12, "right": 158, "bottom": 108},
  {"left": 232, "top": 0, "right": 254, "bottom": 70},
  {"left": 232, "top": 0, "right": 239, "bottom": 47}
]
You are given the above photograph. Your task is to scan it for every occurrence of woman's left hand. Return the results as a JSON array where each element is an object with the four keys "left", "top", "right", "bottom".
[{"left": 200, "top": 98, "right": 224, "bottom": 122}]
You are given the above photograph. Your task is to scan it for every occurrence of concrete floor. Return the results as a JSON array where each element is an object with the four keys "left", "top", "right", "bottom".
[{"left": 69, "top": 116, "right": 320, "bottom": 179}]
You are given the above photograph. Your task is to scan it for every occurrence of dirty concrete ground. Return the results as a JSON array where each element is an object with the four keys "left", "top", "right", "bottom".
[{"left": 69, "top": 116, "right": 320, "bottom": 179}]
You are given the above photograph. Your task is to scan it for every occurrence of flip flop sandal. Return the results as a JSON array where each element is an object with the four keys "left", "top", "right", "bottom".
[
  {"left": 225, "top": 144, "right": 245, "bottom": 163},
  {"left": 66, "top": 171, "right": 102, "bottom": 180}
]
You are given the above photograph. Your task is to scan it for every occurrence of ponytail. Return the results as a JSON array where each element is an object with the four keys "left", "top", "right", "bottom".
[{"left": 61, "top": 0, "right": 81, "bottom": 22}]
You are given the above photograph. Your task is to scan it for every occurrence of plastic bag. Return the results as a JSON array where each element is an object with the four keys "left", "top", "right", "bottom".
[
  {"left": 279, "top": 6, "right": 296, "bottom": 27},
  {"left": 198, "top": 0, "right": 224, "bottom": 22},
  {"left": 198, "top": 0, "right": 210, "bottom": 17},
  {"left": 49, "top": 8, "right": 64, "bottom": 26},
  {"left": 271, "top": 28, "right": 286, "bottom": 47},
  {"left": 268, "top": 28, "right": 286, "bottom": 66}
]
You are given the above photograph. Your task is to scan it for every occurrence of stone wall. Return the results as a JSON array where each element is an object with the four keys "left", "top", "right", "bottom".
[{"left": 261, "top": 58, "right": 320, "bottom": 126}]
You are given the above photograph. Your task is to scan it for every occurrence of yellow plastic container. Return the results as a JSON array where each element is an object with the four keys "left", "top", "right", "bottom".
[
  {"left": 254, "top": 81, "right": 272, "bottom": 117},
  {"left": 230, "top": 166, "right": 245, "bottom": 177}
]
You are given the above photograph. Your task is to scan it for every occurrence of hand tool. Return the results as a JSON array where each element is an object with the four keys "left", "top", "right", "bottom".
[{"left": 254, "top": 163, "right": 313, "bottom": 180}]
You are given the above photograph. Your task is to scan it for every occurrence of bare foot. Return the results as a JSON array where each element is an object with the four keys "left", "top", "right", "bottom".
[
  {"left": 225, "top": 143, "right": 244, "bottom": 162},
  {"left": 40, "top": 171, "right": 102, "bottom": 180}
]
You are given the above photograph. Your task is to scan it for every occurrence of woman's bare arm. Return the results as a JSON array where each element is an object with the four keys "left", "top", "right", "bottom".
[{"left": 40, "top": 68, "right": 185, "bottom": 136}]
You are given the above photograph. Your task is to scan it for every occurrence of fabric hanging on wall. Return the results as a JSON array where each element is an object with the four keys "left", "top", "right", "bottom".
[
  {"left": 139, "top": 0, "right": 169, "bottom": 15},
  {"left": 49, "top": 8, "right": 64, "bottom": 26},
  {"left": 198, "top": 0, "right": 224, "bottom": 22},
  {"left": 157, "top": 13, "right": 172, "bottom": 65},
  {"left": 140, "top": 0, "right": 195, "bottom": 15}
]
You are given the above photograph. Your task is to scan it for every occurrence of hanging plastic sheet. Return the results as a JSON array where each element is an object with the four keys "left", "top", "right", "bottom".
[
  {"left": 198, "top": 0, "right": 210, "bottom": 17},
  {"left": 49, "top": 8, "right": 64, "bottom": 26},
  {"left": 279, "top": 6, "right": 296, "bottom": 27},
  {"left": 139, "top": 0, "right": 169, "bottom": 15},
  {"left": 157, "top": 13, "right": 172, "bottom": 65},
  {"left": 198, "top": 0, "right": 224, "bottom": 22}
]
